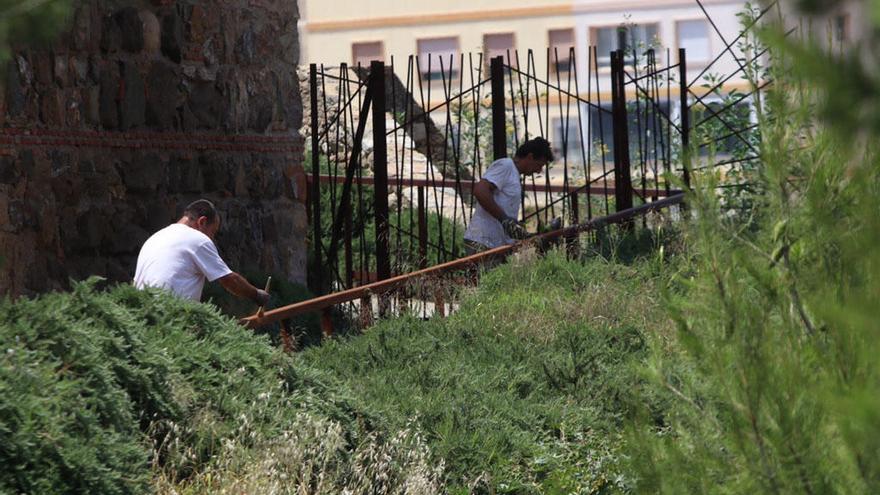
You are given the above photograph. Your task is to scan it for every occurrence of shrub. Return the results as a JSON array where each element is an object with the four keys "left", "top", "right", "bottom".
[{"left": 0, "top": 280, "right": 444, "bottom": 494}]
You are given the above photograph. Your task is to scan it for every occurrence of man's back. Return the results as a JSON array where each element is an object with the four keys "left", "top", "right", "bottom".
[
  {"left": 465, "top": 158, "right": 522, "bottom": 248},
  {"left": 133, "top": 223, "right": 231, "bottom": 301}
]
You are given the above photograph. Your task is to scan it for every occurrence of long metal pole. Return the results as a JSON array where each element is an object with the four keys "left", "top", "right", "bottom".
[
  {"left": 309, "top": 64, "right": 322, "bottom": 294},
  {"left": 371, "top": 61, "right": 391, "bottom": 283},
  {"left": 611, "top": 50, "right": 633, "bottom": 212},
  {"left": 490, "top": 56, "right": 507, "bottom": 160},
  {"left": 678, "top": 48, "right": 691, "bottom": 190}
]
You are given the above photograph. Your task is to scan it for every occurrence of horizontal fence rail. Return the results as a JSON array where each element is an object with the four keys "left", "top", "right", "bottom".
[{"left": 242, "top": 193, "right": 685, "bottom": 329}]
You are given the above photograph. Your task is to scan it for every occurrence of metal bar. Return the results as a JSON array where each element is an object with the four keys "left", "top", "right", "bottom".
[
  {"left": 688, "top": 0, "right": 777, "bottom": 88},
  {"left": 325, "top": 83, "right": 373, "bottom": 279},
  {"left": 371, "top": 61, "right": 391, "bottom": 286},
  {"left": 309, "top": 64, "right": 323, "bottom": 294},
  {"left": 418, "top": 186, "right": 428, "bottom": 269},
  {"left": 241, "top": 193, "right": 686, "bottom": 328},
  {"left": 679, "top": 48, "right": 691, "bottom": 189},
  {"left": 307, "top": 174, "right": 681, "bottom": 196},
  {"left": 491, "top": 56, "right": 507, "bottom": 159},
  {"left": 611, "top": 50, "right": 633, "bottom": 212}
]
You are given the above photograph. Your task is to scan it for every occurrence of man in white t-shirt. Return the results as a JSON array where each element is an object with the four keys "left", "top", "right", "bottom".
[
  {"left": 464, "top": 137, "right": 554, "bottom": 253},
  {"left": 134, "top": 199, "right": 270, "bottom": 305}
]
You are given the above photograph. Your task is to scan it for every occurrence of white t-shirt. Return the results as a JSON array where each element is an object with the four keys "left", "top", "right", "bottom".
[
  {"left": 464, "top": 157, "right": 522, "bottom": 248},
  {"left": 133, "top": 223, "right": 233, "bottom": 301}
]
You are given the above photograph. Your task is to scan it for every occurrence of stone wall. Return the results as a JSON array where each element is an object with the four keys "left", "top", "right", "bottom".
[{"left": 0, "top": 0, "right": 307, "bottom": 297}]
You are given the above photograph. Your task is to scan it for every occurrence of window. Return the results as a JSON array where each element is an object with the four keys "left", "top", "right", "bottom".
[
  {"left": 351, "top": 41, "right": 384, "bottom": 67},
  {"left": 484, "top": 33, "right": 515, "bottom": 69},
  {"left": 548, "top": 28, "right": 575, "bottom": 72},
  {"left": 677, "top": 20, "right": 710, "bottom": 63},
  {"left": 593, "top": 23, "right": 660, "bottom": 67},
  {"left": 418, "top": 37, "right": 459, "bottom": 81}
]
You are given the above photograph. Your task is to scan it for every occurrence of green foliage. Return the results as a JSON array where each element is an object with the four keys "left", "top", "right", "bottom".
[
  {"left": 0, "top": 0, "right": 72, "bottom": 65},
  {"left": 0, "top": 281, "right": 441, "bottom": 494},
  {"left": 296, "top": 251, "right": 674, "bottom": 493},
  {"left": 624, "top": 10, "right": 880, "bottom": 493}
]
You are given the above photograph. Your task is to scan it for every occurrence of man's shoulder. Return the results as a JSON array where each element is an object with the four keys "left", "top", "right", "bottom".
[{"left": 149, "top": 224, "right": 213, "bottom": 248}]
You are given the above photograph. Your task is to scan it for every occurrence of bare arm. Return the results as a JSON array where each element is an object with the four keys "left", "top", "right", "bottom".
[
  {"left": 218, "top": 272, "right": 268, "bottom": 305},
  {"left": 473, "top": 179, "right": 506, "bottom": 220}
]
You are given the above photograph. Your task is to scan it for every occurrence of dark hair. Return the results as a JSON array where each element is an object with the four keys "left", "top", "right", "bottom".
[
  {"left": 182, "top": 199, "right": 218, "bottom": 223},
  {"left": 514, "top": 137, "right": 554, "bottom": 162}
]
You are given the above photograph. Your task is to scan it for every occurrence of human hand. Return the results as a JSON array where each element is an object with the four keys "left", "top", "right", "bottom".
[
  {"left": 501, "top": 216, "right": 527, "bottom": 239},
  {"left": 255, "top": 289, "right": 270, "bottom": 307}
]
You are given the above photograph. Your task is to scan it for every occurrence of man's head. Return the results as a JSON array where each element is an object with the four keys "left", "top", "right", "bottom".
[
  {"left": 513, "top": 137, "right": 554, "bottom": 175},
  {"left": 181, "top": 199, "right": 220, "bottom": 239}
]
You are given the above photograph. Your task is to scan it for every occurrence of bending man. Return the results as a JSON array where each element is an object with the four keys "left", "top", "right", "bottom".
[
  {"left": 134, "top": 199, "right": 270, "bottom": 306},
  {"left": 463, "top": 137, "right": 554, "bottom": 254}
]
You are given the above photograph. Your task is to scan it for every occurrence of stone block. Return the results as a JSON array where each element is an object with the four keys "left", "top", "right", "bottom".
[
  {"left": 75, "top": 209, "right": 105, "bottom": 248},
  {"left": 108, "top": 222, "right": 151, "bottom": 254},
  {"left": 235, "top": 27, "right": 256, "bottom": 65},
  {"left": 84, "top": 85, "right": 100, "bottom": 125},
  {"left": 65, "top": 88, "right": 83, "bottom": 128},
  {"left": 145, "top": 61, "right": 181, "bottom": 129},
  {"left": 39, "top": 88, "right": 65, "bottom": 127},
  {"left": 53, "top": 54, "right": 68, "bottom": 87},
  {"left": 161, "top": 9, "right": 183, "bottom": 62},
  {"left": 121, "top": 152, "right": 164, "bottom": 192},
  {"left": 100, "top": 13, "right": 122, "bottom": 53},
  {"left": 120, "top": 61, "right": 145, "bottom": 130},
  {"left": 4, "top": 60, "right": 25, "bottom": 118},
  {"left": 200, "top": 153, "right": 232, "bottom": 192},
  {"left": 7, "top": 199, "right": 38, "bottom": 233},
  {"left": 32, "top": 52, "right": 52, "bottom": 87},
  {"left": 71, "top": 57, "right": 88, "bottom": 85},
  {"left": 248, "top": 93, "right": 272, "bottom": 132},
  {"left": 168, "top": 155, "right": 203, "bottom": 193},
  {"left": 116, "top": 7, "right": 144, "bottom": 53},
  {"left": 140, "top": 10, "right": 161, "bottom": 54},
  {"left": 98, "top": 63, "right": 119, "bottom": 129},
  {"left": 185, "top": 81, "right": 222, "bottom": 129}
]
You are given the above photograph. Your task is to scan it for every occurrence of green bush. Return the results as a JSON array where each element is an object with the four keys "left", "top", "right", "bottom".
[
  {"left": 296, "top": 250, "right": 675, "bottom": 493},
  {"left": 623, "top": 10, "right": 880, "bottom": 493},
  {"left": 0, "top": 281, "right": 442, "bottom": 494}
]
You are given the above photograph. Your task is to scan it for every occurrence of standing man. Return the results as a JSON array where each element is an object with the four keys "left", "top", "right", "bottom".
[
  {"left": 464, "top": 137, "right": 554, "bottom": 253},
  {"left": 134, "top": 199, "right": 270, "bottom": 306}
]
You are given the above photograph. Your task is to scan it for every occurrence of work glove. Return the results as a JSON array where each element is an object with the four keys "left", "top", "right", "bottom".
[
  {"left": 501, "top": 216, "right": 527, "bottom": 240},
  {"left": 255, "top": 288, "right": 271, "bottom": 307}
]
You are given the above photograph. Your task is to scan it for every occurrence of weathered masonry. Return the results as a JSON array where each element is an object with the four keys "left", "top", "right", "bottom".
[{"left": 0, "top": 0, "right": 306, "bottom": 297}]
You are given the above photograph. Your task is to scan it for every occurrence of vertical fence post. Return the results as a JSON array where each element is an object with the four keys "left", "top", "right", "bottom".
[
  {"left": 370, "top": 61, "right": 391, "bottom": 281},
  {"left": 490, "top": 56, "right": 507, "bottom": 160},
  {"left": 344, "top": 202, "right": 353, "bottom": 288},
  {"left": 611, "top": 50, "right": 633, "bottom": 213},
  {"left": 309, "top": 64, "right": 322, "bottom": 294},
  {"left": 370, "top": 61, "right": 391, "bottom": 317},
  {"left": 418, "top": 186, "right": 428, "bottom": 269},
  {"left": 678, "top": 48, "right": 691, "bottom": 190}
]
